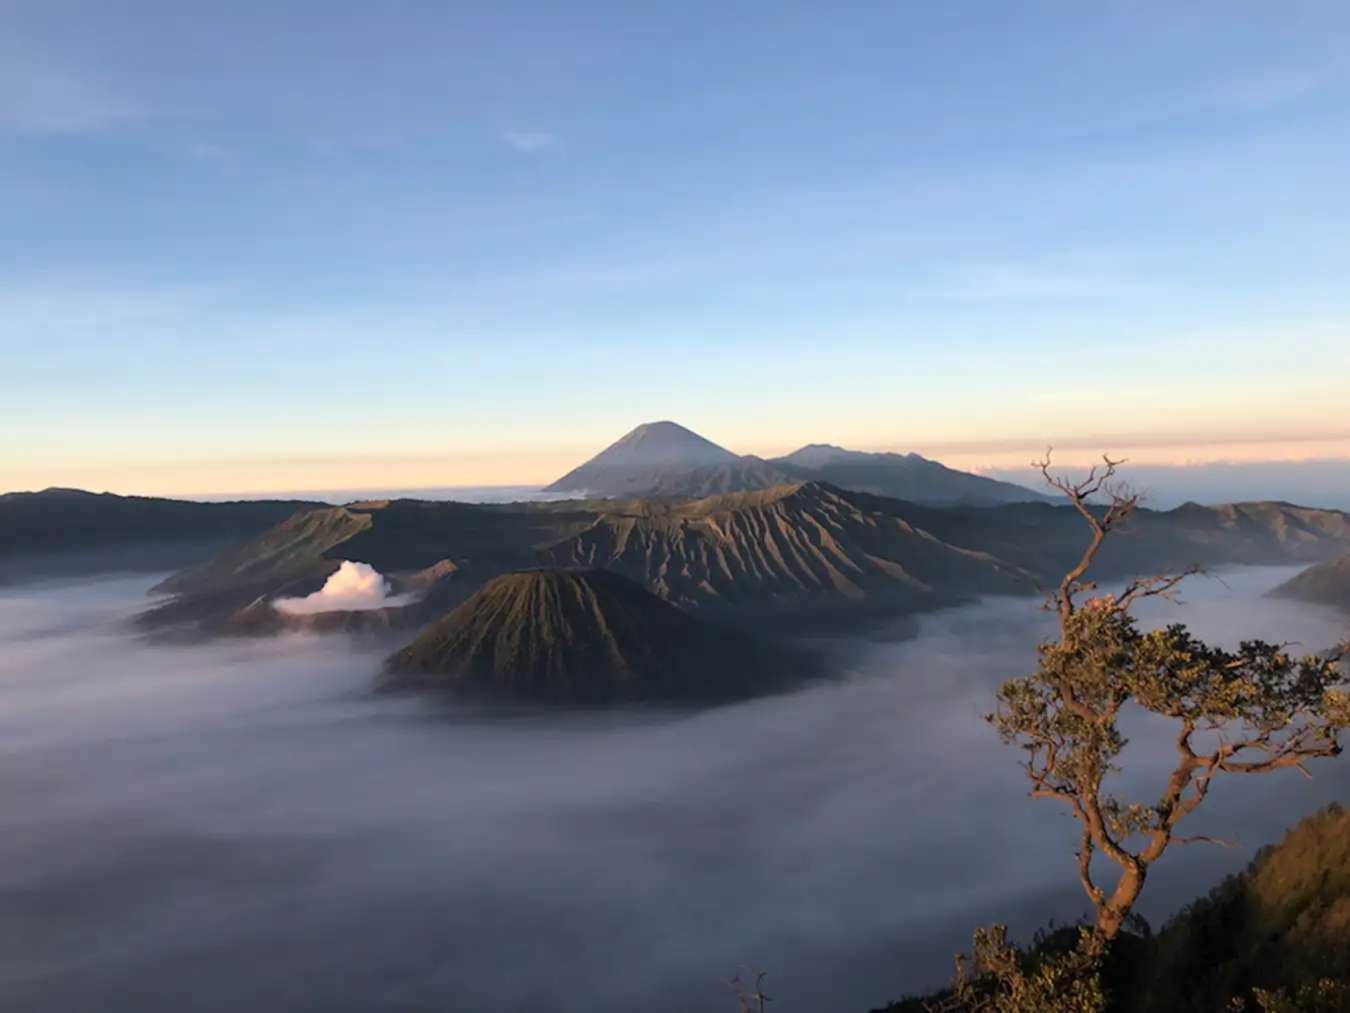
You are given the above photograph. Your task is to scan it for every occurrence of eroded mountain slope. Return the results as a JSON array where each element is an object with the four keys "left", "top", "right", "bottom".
[{"left": 541, "top": 482, "right": 1032, "bottom": 614}]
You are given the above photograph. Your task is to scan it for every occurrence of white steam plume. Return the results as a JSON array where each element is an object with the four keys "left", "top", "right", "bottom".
[{"left": 272, "top": 561, "right": 411, "bottom": 615}]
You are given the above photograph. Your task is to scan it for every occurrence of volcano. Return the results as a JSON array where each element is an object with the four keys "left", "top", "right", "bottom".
[{"left": 385, "top": 568, "right": 796, "bottom": 703}]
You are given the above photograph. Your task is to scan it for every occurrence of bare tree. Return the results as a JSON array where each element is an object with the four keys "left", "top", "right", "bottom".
[
  {"left": 728, "top": 970, "right": 773, "bottom": 1013},
  {"left": 990, "top": 453, "right": 1350, "bottom": 945}
]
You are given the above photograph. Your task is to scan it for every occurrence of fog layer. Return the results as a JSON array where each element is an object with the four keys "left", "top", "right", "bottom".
[
  {"left": 2, "top": 569, "right": 1347, "bottom": 1012},
  {"left": 985, "top": 459, "right": 1350, "bottom": 511}
]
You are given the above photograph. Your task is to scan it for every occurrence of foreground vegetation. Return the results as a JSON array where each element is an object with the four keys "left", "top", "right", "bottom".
[
  {"left": 870, "top": 456, "right": 1350, "bottom": 1012},
  {"left": 876, "top": 803, "right": 1350, "bottom": 1012}
]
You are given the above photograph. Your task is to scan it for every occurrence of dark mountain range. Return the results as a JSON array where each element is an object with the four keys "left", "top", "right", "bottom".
[
  {"left": 774, "top": 443, "right": 861, "bottom": 469},
  {"left": 543, "top": 421, "right": 1046, "bottom": 505},
  {"left": 140, "top": 481, "right": 1350, "bottom": 638},
  {"left": 141, "top": 497, "right": 601, "bottom": 634},
  {"left": 542, "top": 486, "right": 1350, "bottom": 624},
  {"left": 0, "top": 487, "right": 318, "bottom": 581},
  {"left": 1270, "top": 551, "right": 1350, "bottom": 612},
  {"left": 385, "top": 569, "right": 794, "bottom": 702},
  {"left": 885, "top": 496, "right": 1350, "bottom": 581},
  {"left": 772, "top": 444, "right": 1050, "bottom": 506}
]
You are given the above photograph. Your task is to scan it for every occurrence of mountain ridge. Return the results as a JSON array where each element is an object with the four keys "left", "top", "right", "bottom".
[
  {"left": 539, "top": 481, "right": 1034, "bottom": 618},
  {"left": 0, "top": 487, "right": 321, "bottom": 582},
  {"left": 139, "top": 482, "right": 1350, "bottom": 636},
  {"left": 544, "top": 421, "right": 741, "bottom": 496},
  {"left": 774, "top": 446, "right": 1051, "bottom": 506},
  {"left": 544, "top": 420, "right": 1048, "bottom": 505}
]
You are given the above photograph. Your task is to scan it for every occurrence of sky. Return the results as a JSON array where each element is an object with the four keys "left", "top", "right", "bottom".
[{"left": 3, "top": 1, "right": 1350, "bottom": 497}]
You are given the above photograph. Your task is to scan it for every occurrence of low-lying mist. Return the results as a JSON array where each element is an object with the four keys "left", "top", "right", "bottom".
[{"left": 2, "top": 568, "right": 1347, "bottom": 1012}]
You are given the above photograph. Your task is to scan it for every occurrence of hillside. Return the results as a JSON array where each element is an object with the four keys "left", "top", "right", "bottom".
[
  {"left": 141, "top": 484, "right": 1350, "bottom": 636},
  {"left": 0, "top": 488, "right": 318, "bottom": 581},
  {"left": 540, "top": 482, "right": 1033, "bottom": 620},
  {"left": 1152, "top": 500, "right": 1350, "bottom": 562},
  {"left": 544, "top": 486, "right": 1350, "bottom": 619},
  {"left": 1270, "top": 552, "right": 1350, "bottom": 612},
  {"left": 773, "top": 444, "right": 1049, "bottom": 506},
  {"left": 1134, "top": 802, "right": 1350, "bottom": 1009},
  {"left": 152, "top": 504, "right": 373, "bottom": 597},
  {"left": 865, "top": 495, "right": 1350, "bottom": 581},
  {"left": 385, "top": 569, "right": 792, "bottom": 702},
  {"left": 632, "top": 455, "right": 795, "bottom": 498},
  {"left": 873, "top": 803, "right": 1350, "bottom": 1012},
  {"left": 140, "top": 498, "right": 601, "bottom": 634}
]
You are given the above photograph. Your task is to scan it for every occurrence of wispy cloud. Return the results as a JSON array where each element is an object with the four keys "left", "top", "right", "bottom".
[
  {"left": 935, "top": 264, "right": 1162, "bottom": 303},
  {"left": 501, "top": 129, "right": 557, "bottom": 154},
  {"left": 1203, "top": 70, "right": 1329, "bottom": 114},
  {"left": 0, "top": 53, "right": 142, "bottom": 134},
  {"left": 0, "top": 281, "right": 214, "bottom": 340},
  {"left": 1024, "top": 386, "right": 1154, "bottom": 406}
]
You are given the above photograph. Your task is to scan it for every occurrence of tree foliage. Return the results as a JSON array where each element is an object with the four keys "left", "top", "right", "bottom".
[
  {"left": 1233, "top": 980, "right": 1350, "bottom": 1013},
  {"left": 920, "top": 925, "right": 1106, "bottom": 1013},
  {"left": 989, "top": 454, "right": 1349, "bottom": 943},
  {"left": 844, "top": 457, "right": 1350, "bottom": 1013}
]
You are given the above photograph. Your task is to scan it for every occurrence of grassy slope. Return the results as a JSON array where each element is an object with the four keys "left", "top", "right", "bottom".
[
  {"left": 872, "top": 804, "right": 1350, "bottom": 1013},
  {"left": 1271, "top": 552, "right": 1350, "bottom": 612},
  {"left": 1136, "top": 803, "right": 1350, "bottom": 1010}
]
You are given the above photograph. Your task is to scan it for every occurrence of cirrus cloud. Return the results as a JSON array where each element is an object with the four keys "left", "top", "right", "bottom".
[{"left": 501, "top": 129, "right": 557, "bottom": 153}]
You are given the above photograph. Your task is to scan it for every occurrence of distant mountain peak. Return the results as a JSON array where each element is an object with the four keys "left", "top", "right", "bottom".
[
  {"left": 625, "top": 420, "right": 691, "bottom": 435},
  {"left": 775, "top": 443, "right": 868, "bottom": 468},
  {"left": 775, "top": 444, "right": 932, "bottom": 468},
  {"left": 606, "top": 420, "right": 735, "bottom": 458},
  {"left": 545, "top": 423, "right": 1048, "bottom": 504},
  {"left": 771, "top": 443, "right": 1049, "bottom": 504},
  {"left": 34, "top": 487, "right": 100, "bottom": 498},
  {"left": 544, "top": 421, "right": 738, "bottom": 493}
]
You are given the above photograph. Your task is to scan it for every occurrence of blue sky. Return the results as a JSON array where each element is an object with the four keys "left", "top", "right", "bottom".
[{"left": 4, "top": 1, "right": 1350, "bottom": 495}]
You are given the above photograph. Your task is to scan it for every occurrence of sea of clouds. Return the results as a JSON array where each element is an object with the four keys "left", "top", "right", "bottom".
[{"left": 1, "top": 567, "right": 1347, "bottom": 1012}]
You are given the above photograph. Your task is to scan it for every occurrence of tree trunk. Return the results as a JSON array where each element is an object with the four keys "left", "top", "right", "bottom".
[{"left": 1096, "top": 864, "right": 1146, "bottom": 942}]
